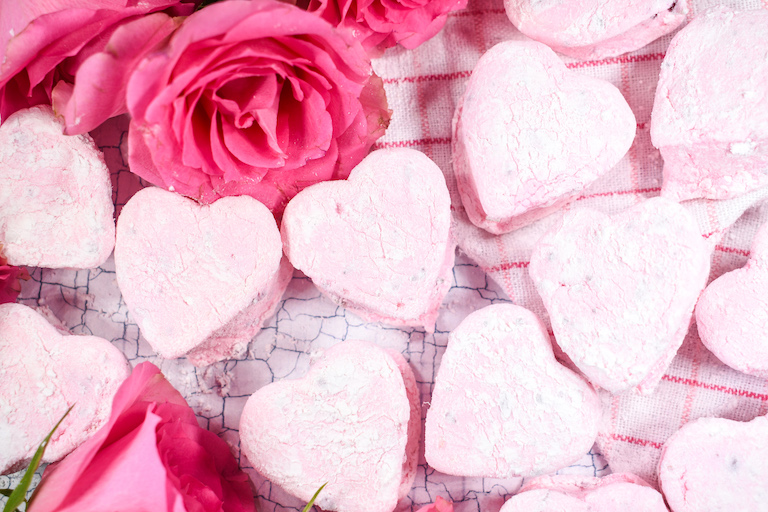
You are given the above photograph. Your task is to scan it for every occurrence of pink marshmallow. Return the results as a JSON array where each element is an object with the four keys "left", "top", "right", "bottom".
[
  {"left": 281, "top": 148, "right": 454, "bottom": 332},
  {"left": 500, "top": 473, "right": 668, "bottom": 511},
  {"left": 453, "top": 41, "right": 636, "bottom": 234},
  {"left": 239, "top": 340, "right": 421, "bottom": 512},
  {"left": 504, "top": 0, "right": 688, "bottom": 61},
  {"left": 0, "top": 106, "right": 115, "bottom": 268},
  {"left": 0, "top": 303, "right": 130, "bottom": 474},
  {"left": 425, "top": 304, "right": 600, "bottom": 478},
  {"left": 529, "top": 197, "right": 710, "bottom": 394},
  {"left": 115, "top": 187, "right": 289, "bottom": 365},
  {"left": 696, "top": 221, "right": 768, "bottom": 378},
  {"left": 659, "top": 415, "right": 768, "bottom": 512},
  {"left": 651, "top": 7, "right": 768, "bottom": 202}
]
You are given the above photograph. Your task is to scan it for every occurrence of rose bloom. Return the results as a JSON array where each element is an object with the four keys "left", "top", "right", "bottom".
[
  {"left": 416, "top": 497, "right": 453, "bottom": 512},
  {"left": 27, "top": 362, "right": 255, "bottom": 512},
  {"left": 300, "top": 0, "right": 468, "bottom": 52},
  {"left": 127, "top": 0, "right": 390, "bottom": 214},
  {"left": 0, "top": 0, "right": 196, "bottom": 134}
]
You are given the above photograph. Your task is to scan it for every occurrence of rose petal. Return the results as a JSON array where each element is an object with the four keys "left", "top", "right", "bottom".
[
  {"left": 182, "top": 95, "right": 219, "bottom": 175},
  {"left": 305, "top": 0, "right": 467, "bottom": 51},
  {"left": 127, "top": 0, "right": 390, "bottom": 214},
  {"left": 31, "top": 410, "right": 186, "bottom": 512},
  {"left": 214, "top": 138, "right": 341, "bottom": 214},
  {"left": 52, "top": 13, "right": 180, "bottom": 134},
  {"left": 127, "top": 123, "right": 170, "bottom": 187},
  {"left": 274, "top": 79, "right": 333, "bottom": 167},
  {"left": 0, "top": 1, "right": 196, "bottom": 122},
  {"left": 0, "top": 262, "right": 26, "bottom": 304},
  {"left": 222, "top": 120, "right": 284, "bottom": 169},
  {"left": 28, "top": 363, "right": 190, "bottom": 512},
  {"left": 28, "top": 363, "right": 252, "bottom": 512},
  {"left": 416, "top": 497, "right": 454, "bottom": 512},
  {"left": 210, "top": 109, "right": 254, "bottom": 181},
  {"left": 157, "top": 422, "right": 254, "bottom": 512},
  {"left": 2, "top": 9, "right": 108, "bottom": 82},
  {"left": 216, "top": 75, "right": 277, "bottom": 126}
]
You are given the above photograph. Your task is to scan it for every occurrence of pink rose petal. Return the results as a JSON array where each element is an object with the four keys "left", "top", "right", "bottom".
[
  {"left": 0, "top": 1, "right": 195, "bottom": 130},
  {"left": 52, "top": 13, "right": 181, "bottom": 134},
  {"left": 28, "top": 363, "right": 254, "bottom": 512},
  {"left": 127, "top": 0, "right": 390, "bottom": 215}
]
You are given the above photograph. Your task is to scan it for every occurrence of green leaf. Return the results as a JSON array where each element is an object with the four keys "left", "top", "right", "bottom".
[
  {"left": 3, "top": 405, "right": 74, "bottom": 512},
  {"left": 0, "top": 490, "right": 12, "bottom": 498},
  {"left": 302, "top": 483, "right": 327, "bottom": 512}
]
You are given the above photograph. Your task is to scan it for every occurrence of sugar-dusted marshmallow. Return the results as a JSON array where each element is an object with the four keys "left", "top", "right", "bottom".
[
  {"left": 659, "top": 415, "right": 768, "bottom": 512},
  {"left": 115, "top": 187, "right": 290, "bottom": 366},
  {"left": 504, "top": 0, "right": 688, "bottom": 61},
  {"left": 453, "top": 41, "right": 635, "bottom": 234},
  {"left": 281, "top": 148, "right": 454, "bottom": 332},
  {"left": 500, "top": 473, "right": 668, "bottom": 512},
  {"left": 239, "top": 340, "right": 421, "bottom": 512},
  {"left": 529, "top": 197, "right": 709, "bottom": 394},
  {"left": 0, "top": 303, "right": 130, "bottom": 474},
  {"left": 425, "top": 304, "right": 600, "bottom": 477},
  {"left": 696, "top": 221, "right": 768, "bottom": 378},
  {"left": 651, "top": 7, "right": 768, "bottom": 202},
  {"left": 0, "top": 106, "right": 114, "bottom": 268}
]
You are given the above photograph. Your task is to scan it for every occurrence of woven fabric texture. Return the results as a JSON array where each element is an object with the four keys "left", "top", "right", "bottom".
[{"left": 372, "top": 0, "right": 768, "bottom": 487}]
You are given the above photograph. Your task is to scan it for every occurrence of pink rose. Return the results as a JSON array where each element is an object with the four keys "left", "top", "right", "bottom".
[
  {"left": 300, "top": 0, "right": 468, "bottom": 52},
  {"left": 0, "top": 0, "right": 196, "bottom": 134},
  {"left": 27, "top": 362, "right": 255, "bottom": 512},
  {"left": 416, "top": 497, "right": 454, "bottom": 512},
  {"left": 126, "top": 0, "right": 390, "bottom": 214},
  {"left": 0, "top": 249, "right": 28, "bottom": 305}
]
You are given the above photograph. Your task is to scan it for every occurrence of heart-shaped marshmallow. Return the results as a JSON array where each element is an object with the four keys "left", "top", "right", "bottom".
[
  {"left": 529, "top": 197, "right": 710, "bottom": 394},
  {"left": 500, "top": 473, "right": 668, "bottom": 512},
  {"left": 239, "top": 340, "right": 421, "bottom": 512},
  {"left": 696, "top": 221, "right": 768, "bottom": 378},
  {"left": 281, "top": 148, "right": 454, "bottom": 332},
  {"left": 651, "top": 7, "right": 768, "bottom": 202},
  {"left": 504, "top": 0, "right": 687, "bottom": 61},
  {"left": 115, "top": 187, "right": 290, "bottom": 365},
  {"left": 0, "top": 106, "right": 115, "bottom": 268},
  {"left": 453, "top": 40, "right": 636, "bottom": 234},
  {"left": 425, "top": 304, "right": 600, "bottom": 477},
  {"left": 659, "top": 415, "right": 768, "bottom": 512},
  {"left": 0, "top": 303, "right": 131, "bottom": 474}
]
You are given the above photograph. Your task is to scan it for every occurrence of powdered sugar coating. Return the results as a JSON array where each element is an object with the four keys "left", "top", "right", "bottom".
[
  {"left": 453, "top": 40, "right": 635, "bottom": 234},
  {"left": 500, "top": 473, "right": 667, "bottom": 511},
  {"left": 696, "top": 221, "right": 768, "bottom": 378},
  {"left": 425, "top": 304, "right": 600, "bottom": 477},
  {"left": 0, "top": 303, "right": 130, "bottom": 474},
  {"left": 115, "top": 187, "right": 287, "bottom": 364},
  {"left": 281, "top": 148, "right": 454, "bottom": 332},
  {"left": 388, "top": 347, "right": 421, "bottom": 500},
  {"left": 529, "top": 197, "right": 710, "bottom": 394},
  {"left": 0, "top": 106, "right": 114, "bottom": 268},
  {"left": 659, "top": 415, "right": 768, "bottom": 512},
  {"left": 186, "top": 257, "right": 293, "bottom": 367},
  {"left": 651, "top": 7, "right": 768, "bottom": 202},
  {"left": 239, "top": 340, "right": 420, "bottom": 512},
  {"left": 504, "top": 0, "right": 687, "bottom": 61}
]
